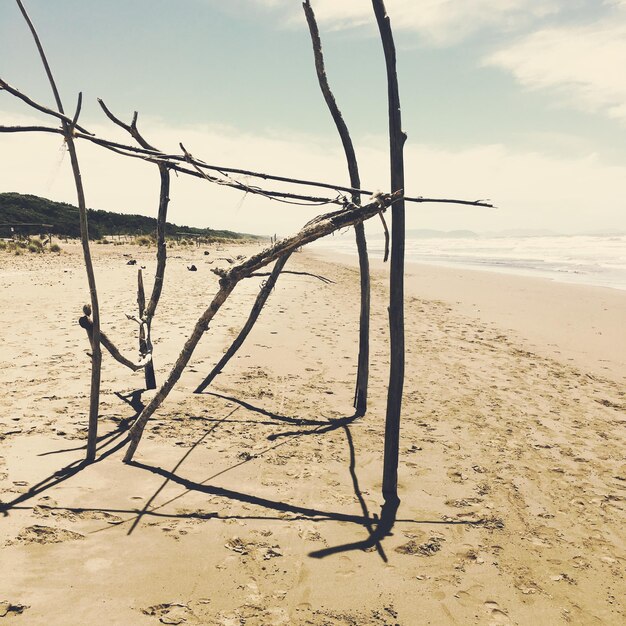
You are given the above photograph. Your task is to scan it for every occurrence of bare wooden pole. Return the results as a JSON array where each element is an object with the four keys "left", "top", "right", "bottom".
[
  {"left": 140, "top": 163, "right": 169, "bottom": 390},
  {"left": 194, "top": 253, "right": 292, "bottom": 394},
  {"left": 303, "top": 0, "right": 370, "bottom": 416},
  {"left": 14, "top": 0, "right": 102, "bottom": 461},
  {"left": 373, "top": 0, "right": 406, "bottom": 504},
  {"left": 123, "top": 192, "right": 402, "bottom": 463}
]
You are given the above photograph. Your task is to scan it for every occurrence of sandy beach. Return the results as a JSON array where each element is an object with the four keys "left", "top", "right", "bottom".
[{"left": 1, "top": 240, "right": 625, "bottom": 625}]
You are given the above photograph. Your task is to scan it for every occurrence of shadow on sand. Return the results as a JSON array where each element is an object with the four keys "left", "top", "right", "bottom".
[{"left": 1, "top": 391, "right": 483, "bottom": 562}]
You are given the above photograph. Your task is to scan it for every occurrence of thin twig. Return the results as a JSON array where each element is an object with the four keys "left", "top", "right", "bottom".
[{"left": 249, "top": 270, "right": 334, "bottom": 284}]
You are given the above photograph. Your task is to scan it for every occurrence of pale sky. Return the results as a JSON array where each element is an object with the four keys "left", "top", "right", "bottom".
[{"left": 1, "top": 0, "right": 625, "bottom": 236}]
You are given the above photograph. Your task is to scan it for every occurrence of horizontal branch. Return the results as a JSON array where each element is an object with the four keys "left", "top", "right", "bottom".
[
  {"left": 0, "top": 121, "right": 494, "bottom": 209},
  {"left": 221, "top": 191, "right": 404, "bottom": 284}
]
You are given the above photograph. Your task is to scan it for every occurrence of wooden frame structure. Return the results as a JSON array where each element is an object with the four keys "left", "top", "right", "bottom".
[{"left": 0, "top": 0, "right": 492, "bottom": 518}]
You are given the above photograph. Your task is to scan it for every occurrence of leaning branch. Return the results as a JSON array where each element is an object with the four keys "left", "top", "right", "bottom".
[
  {"left": 194, "top": 253, "right": 292, "bottom": 394},
  {"left": 123, "top": 191, "right": 403, "bottom": 462}
]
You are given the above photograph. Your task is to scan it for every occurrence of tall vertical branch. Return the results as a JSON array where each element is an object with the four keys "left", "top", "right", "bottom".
[
  {"left": 372, "top": 0, "right": 407, "bottom": 504},
  {"left": 15, "top": 0, "right": 102, "bottom": 461},
  {"left": 97, "top": 99, "right": 171, "bottom": 390},
  {"left": 303, "top": 0, "right": 370, "bottom": 416}
]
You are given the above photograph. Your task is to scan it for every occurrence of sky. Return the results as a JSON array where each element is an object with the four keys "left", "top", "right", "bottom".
[{"left": 1, "top": 0, "right": 625, "bottom": 236}]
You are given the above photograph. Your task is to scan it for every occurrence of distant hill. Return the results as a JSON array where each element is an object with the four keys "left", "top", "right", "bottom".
[{"left": 0, "top": 192, "right": 263, "bottom": 241}]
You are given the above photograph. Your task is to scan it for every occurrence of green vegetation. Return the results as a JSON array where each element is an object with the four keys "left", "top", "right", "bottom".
[
  {"left": 0, "top": 192, "right": 264, "bottom": 241},
  {"left": 0, "top": 236, "right": 61, "bottom": 255},
  {"left": 135, "top": 235, "right": 153, "bottom": 246}
]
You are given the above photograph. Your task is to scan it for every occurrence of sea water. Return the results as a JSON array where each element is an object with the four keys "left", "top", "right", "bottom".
[{"left": 312, "top": 233, "right": 626, "bottom": 291}]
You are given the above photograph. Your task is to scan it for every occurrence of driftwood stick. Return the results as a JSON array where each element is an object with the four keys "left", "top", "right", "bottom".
[
  {"left": 137, "top": 269, "right": 146, "bottom": 315},
  {"left": 303, "top": 0, "right": 371, "bottom": 416},
  {"left": 0, "top": 119, "right": 494, "bottom": 209},
  {"left": 145, "top": 164, "right": 170, "bottom": 322},
  {"left": 249, "top": 270, "right": 334, "bottom": 284},
  {"left": 379, "top": 212, "right": 390, "bottom": 262},
  {"left": 79, "top": 315, "right": 151, "bottom": 372},
  {"left": 123, "top": 192, "right": 402, "bottom": 462},
  {"left": 96, "top": 100, "right": 169, "bottom": 390},
  {"left": 14, "top": 0, "right": 103, "bottom": 461},
  {"left": 194, "top": 253, "right": 292, "bottom": 394},
  {"left": 373, "top": 0, "right": 406, "bottom": 504},
  {"left": 178, "top": 143, "right": 340, "bottom": 206}
]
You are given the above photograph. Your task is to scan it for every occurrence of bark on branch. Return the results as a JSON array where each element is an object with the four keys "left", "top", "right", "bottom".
[{"left": 373, "top": 0, "right": 406, "bottom": 505}]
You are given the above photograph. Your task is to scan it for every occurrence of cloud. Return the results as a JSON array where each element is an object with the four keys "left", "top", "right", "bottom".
[
  {"left": 486, "top": 5, "right": 626, "bottom": 122},
  {"left": 1, "top": 110, "right": 624, "bottom": 236},
  {"left": 240, "top": 0, "right": 562, "bottom": 44}
]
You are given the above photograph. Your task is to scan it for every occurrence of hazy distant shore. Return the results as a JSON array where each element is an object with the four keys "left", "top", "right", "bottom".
[
  {"left": 311, "top": 247, "right": 626, "bottom": 385},
  {"left": 312, "top": 232, "right": 626, "bottom": 291}
]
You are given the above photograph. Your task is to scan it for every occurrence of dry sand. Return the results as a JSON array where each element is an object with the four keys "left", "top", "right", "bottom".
[{"left": 0, "top": 240, "right": 624, "bottom": 625}]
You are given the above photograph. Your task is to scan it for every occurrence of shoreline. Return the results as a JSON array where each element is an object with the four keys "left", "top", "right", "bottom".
[
  {"left": 310, "top": 236, "right": 626, "bottom": 293},
  {"left": 309, "top": 247, "right": 626, "bottom": 385}
]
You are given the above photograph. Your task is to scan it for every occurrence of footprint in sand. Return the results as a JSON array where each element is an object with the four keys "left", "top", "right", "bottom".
[
  {"left": 335, "top": 555, "right": 356, "bottom": 577},
  {"left": 484, "top": 601, "right": 511, "bottom": 625},
  {"left": 142, "top": 602, "right": 192, "bottom": 625},
  {"left": 12, "top": 525, "right": 84, "bottom": 545}
]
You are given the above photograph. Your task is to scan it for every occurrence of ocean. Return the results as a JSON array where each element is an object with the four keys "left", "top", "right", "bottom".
[{"left": 312, "top": 232, "right": 626, "bottom": 291}]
